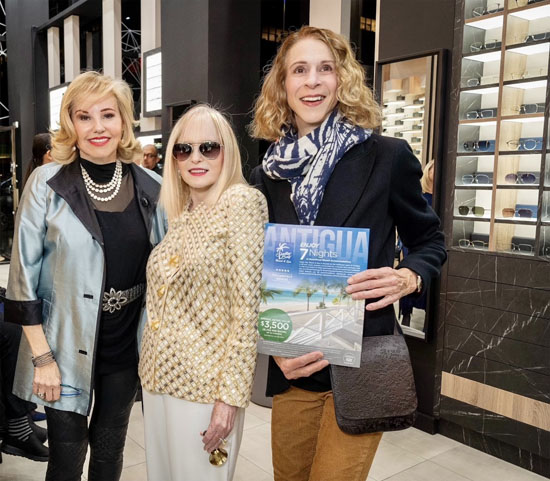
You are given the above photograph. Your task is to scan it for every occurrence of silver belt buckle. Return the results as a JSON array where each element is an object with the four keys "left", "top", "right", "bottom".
[{"left": 102, "top": 288, "right": 128, "bottom": 313}]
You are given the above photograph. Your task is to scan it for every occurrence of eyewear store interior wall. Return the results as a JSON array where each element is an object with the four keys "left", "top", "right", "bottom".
[
  {"left": 455, "top": 0, "right": 550, "bottom": 257},
  {"left": 3, "top": 0, "right": 550, "bottom": 478}
]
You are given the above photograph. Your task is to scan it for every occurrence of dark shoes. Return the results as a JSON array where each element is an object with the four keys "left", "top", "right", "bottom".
[
  {"left": 1, "top": 431, "right": 49, "bottom": 462},
  {"left": 29, "top": 416, "right": 48, "bottom": 443}
]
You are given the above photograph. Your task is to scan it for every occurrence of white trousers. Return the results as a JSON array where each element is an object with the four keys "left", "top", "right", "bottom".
[{"left": 142, "top": 389, "right": 245, "bottom": 481}]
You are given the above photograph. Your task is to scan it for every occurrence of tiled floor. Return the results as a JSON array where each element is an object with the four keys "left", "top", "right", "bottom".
[
  {"left": 0, "top": 264, "right": 547, "bottom": 481},
  {"left": 1, "top": 401, "right": 547, "bottom": 481}
]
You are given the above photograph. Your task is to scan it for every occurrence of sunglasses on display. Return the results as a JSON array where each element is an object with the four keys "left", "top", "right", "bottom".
[
  {"left": 511, "top": 103, "right": 545, "bottom": 115},
  {"left": 472, "top": 3, "right": 502, "bottom": 16},
  {"left": 524, "top": 32, "right": 550, "bottom": 43},
  {"left": 173, "top": 141, "right": 223, "bottom": 161},
  {"left": 458, "top": 239, "right": 488, "bottom": 249},
  {"left": 466, "top": 108, "right": 497, "bottom": 119},
  {"left": 504, "top": 173, "right": 537, "bottom": 184},
  {"left": 463, "top": 75, "right": 499, "bottom": 87},
  {"left": 501, "top": 207, "right": 535, "bottom": 218},
  {"left": 462, "top": 173, "right": 491, "bottom": 184},
  {"left": 470, "top": 40, "right": 502, "bottom": 52},
  {"left": 458, "top": 205, "right": 485, "bottom": 216},
  {"left": 463, "top": 140, "right": 494, "bottom": 152},
  {"left": 512, "top": 0, "right": 543, "bottom": 6},
  {"left": 511, "top": 243, "right": 534, "bottom": 253},
  {"left": 505, "top": 138, "right": 543, "bottom": 151}
]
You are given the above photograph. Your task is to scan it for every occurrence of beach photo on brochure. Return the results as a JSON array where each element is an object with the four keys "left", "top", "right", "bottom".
[{"left": 258, "top": 223, "right": 370, "bottom": 368}]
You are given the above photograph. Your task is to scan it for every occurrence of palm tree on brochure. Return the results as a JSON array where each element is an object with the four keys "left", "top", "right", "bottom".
[
  {"left": 315, "top": 279, "right": 331, "bottom": 309},
  {"left": 293, "top": 281, "right": 319, "bottom": 311},
  {"left": 260, "top": 281, "right": 282, "bottom": 304},
  {"left": 331, "top": 282, "right": 350, "bottom": 305}
]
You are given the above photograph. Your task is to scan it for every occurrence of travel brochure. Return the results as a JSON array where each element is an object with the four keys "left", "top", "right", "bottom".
[{"left": 258, "top": 223, "right": 370, "bottom": 368}]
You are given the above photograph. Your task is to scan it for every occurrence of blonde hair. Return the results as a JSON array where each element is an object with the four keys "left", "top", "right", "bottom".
[
  {"left": 50, "top": 71, "right": 142, "bottom": 164},
  {"left": 160, "top": 104, "right": 247, "bottom": 221},
  {"left": 421, "top": 159, "right": 435, "bottom": 194},
  {"left": 251, "top": 26, "right": 382, "bottom": 141}
]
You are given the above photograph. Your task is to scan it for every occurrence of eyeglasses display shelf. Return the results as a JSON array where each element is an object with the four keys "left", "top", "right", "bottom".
[{"left": 453, "top": 0, "right": 550, "bottom": 258}]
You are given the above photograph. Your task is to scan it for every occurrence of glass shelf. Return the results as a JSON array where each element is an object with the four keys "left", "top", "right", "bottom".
[{"left": 454, "top": 0, "right": 550, "bottom": 258}]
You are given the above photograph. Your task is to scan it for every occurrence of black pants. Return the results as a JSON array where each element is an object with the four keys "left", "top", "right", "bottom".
[
  {"left": 45, "top": 367, "right": 138, "bottom": 481},
  {"left": 0, "top": 321, "right": 35, "bottom": 420}
]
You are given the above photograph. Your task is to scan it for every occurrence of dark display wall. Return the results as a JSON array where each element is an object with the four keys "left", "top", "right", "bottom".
[
  {"left": 378, "top": 0, "right": 456, "bottom": 434},
  {"left": 381, "top": 0, "right": 550, "bottom": 477},
  {"left": 161, "top": 0, "right": 261, "bottom": 177},
  {"left": 439, "top": 0, "right": 550, "bottom": 476}
]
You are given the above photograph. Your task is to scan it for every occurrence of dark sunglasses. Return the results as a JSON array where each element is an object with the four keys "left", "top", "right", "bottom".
[
  {"left": 458, "top": 205, "right": 485, "bottom": 216},
  {"left": 173, "top": 141, "right": 223, "bottom": 161},
  {"left": 504, "top": 173, "right": 537, "bottom": 184}
]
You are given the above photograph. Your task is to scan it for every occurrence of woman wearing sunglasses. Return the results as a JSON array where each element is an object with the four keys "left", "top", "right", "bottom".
[
  {"left": 4, "top": 71, "right": 166, "bottom": 481},
  {"left": 250, "top": 26, "right": 447, "bottom": 481},
  {"left": 138, "top": 104, "right": 267, "bottom": 481}
]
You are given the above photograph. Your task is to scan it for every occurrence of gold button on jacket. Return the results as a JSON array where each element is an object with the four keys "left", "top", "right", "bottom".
[{"left": 139, "top": 184, "right": 268, "bottom": 408}]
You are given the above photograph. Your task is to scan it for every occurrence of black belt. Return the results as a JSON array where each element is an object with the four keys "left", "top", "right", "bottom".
[{"left": 102, "top": 283, "right": 146, "bottom": 313}]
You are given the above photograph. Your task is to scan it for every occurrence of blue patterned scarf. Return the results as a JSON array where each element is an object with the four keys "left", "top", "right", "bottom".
[{"left": 262, "top": 110, "right": 372, "bottom": 225}]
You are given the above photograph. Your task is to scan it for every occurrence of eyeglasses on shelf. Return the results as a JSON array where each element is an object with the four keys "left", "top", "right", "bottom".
[
  {"left": 462, "top": 75, "right": 499, "bottom": 87},
  {"left": 462, "top": 173, "right": 491, "bottom": 184},
  {"left": 466, "top": 108, "right": 497, "bottom": 119},
  {"left": 463, "top": 140, "right": 494, "bottom": 152},
  {"left": 458, "top": 239, "right": 488, "bottom": 249},
  {"left": 458, "top": 205, "right": 485, "bottom": 216},
  {"left": 504, "top": 173, "right": 537, "bottom": 184},
  {"left": 505, "top": 138, "right": 543, "bottom": 151},
  {"left": 470, "top": 40, "right": 502, "bottom": 52},
  {"left": 524, "top": 32, "right": 550, "bottom": 43},
  {"left": 472, "top": 4, "right": 503, "bottom": 16},
  {"left": 511, "top": 243, "right": 534, "bottom": 253},
  {"left": 510, "top": 103, "right": 545, "bottom": 115}
]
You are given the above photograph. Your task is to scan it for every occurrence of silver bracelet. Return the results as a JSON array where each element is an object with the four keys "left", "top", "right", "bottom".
[{"left": 32, "top": 350, "right": 55, "bottom": 368}]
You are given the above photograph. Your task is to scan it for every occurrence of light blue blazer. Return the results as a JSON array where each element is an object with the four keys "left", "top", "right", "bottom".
[{"left": 4, "top": 160, "right": 166, "bottom": 415}]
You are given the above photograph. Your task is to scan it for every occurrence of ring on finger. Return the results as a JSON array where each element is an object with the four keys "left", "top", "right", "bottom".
[
  {"left": 219, "top": 437, "right": 227, "bottom": 445},
  {"left": 37, "top": 392, "right": 45, "bottom": 399}
]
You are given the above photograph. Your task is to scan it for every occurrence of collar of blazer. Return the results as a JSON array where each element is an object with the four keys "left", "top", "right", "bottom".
[
  {"left": 261, "top": 135, "right": 378, "bottom": 227},
  {"left": 47, "top": 160, "right": 161, "bottom": 246}
]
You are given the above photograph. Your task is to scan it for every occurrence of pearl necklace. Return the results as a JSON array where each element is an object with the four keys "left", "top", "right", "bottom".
[{"left": 81, "top": 159, "right": 123, "bottom": 202}]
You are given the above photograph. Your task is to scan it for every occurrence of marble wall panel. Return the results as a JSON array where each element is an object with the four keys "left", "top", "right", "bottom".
[
  {"left": 440, "top": 396, "right": 550, "bottom": 459},
  {"left": 447, "top": 251, "right": 550, "bottom": 290},
  {"left": 439, "top": 417, "right": 550, "bottom": 478},
  {"left": 445, "top": 325, "right": 550, "bottom": 376},
  {"left": 447, "top": 276, "right": 550, "bottom": 320},
  {"left": 444, "top": 349, "right": 550, "bottom": 403},
  {"left": 446, "top": 300, "right": 550, "bottom": 347}
]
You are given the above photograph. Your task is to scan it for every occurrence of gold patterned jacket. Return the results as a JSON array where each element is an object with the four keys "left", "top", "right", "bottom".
[{"left": 138, "top": 184, "right": 268, "bottom": 408}]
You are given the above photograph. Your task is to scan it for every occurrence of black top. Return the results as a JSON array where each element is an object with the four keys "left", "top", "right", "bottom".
[
  {"left": 250, "top": 134, "right": 447, "bottom": 395},
  {"left": 81, "top": 158, "right": 150, "bottom": 375}
]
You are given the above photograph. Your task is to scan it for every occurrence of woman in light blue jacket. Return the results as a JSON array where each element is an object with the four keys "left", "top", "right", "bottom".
[{"left": 4, "top": 71, "right": 165, "bottom": 481}]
